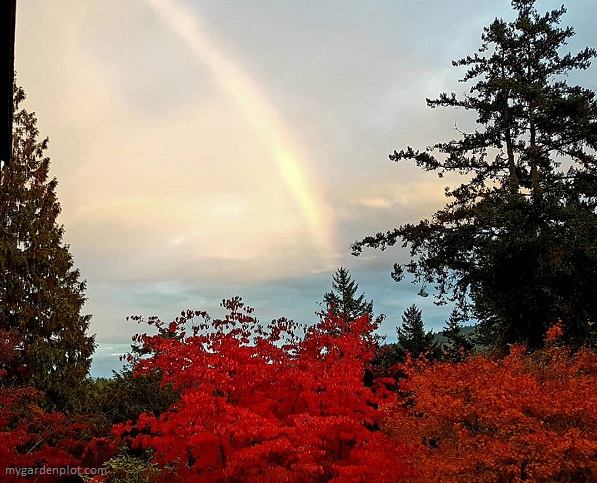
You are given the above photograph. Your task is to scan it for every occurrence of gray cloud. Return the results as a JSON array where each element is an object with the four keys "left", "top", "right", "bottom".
[{"left": 14, "top": 0, "right": 597, "bottom": 378}]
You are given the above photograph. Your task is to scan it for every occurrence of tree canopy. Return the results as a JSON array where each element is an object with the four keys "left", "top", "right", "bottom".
[
  {"left": 352, "top": 0, "right": 597, "bottom": 348},
  {"left": 0, "top": 85, "right": 95, "bottom": 407}
]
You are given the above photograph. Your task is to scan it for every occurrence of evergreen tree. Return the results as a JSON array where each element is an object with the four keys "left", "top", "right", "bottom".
[
  {"left": 0, "top": 85, "right": 95, "bottom": 407},
  {"left": 352, "top": 0, "right": 597, "bottom": 348},
  {"left": 317, "top": 267, "right": 382, "bottom": 325},
  {"left": 441, "top": 309, "right": 475, "bottom": 362},
  {"left": 317, "top": 268, "right": 384, "bottom": 359},
  {"left": 396, "top": 304, "right": 439, "bottom": 360}
]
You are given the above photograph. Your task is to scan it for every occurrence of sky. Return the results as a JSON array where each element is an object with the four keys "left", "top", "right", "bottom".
[{"left": 14, "top": 0, "right": 597, "bottom": 377}]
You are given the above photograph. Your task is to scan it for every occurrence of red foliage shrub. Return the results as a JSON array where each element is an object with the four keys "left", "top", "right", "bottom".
[
  {"left": 0, "top": 328, "right": 118, "bottom": 482},
  {"left": 382, "top": 338, "right": 597, "bottom": 482},
  {"left": 115, "top": 297, "right": 415, "bottom": 482}
]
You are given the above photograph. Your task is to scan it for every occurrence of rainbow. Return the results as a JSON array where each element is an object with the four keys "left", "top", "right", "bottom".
[{"left": 144, "top": 0, "right": 336, "bottom": 271}]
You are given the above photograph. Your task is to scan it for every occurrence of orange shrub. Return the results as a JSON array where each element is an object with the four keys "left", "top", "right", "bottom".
[{"left": 382, "top": 343, "right": 597, "bottom": 482}]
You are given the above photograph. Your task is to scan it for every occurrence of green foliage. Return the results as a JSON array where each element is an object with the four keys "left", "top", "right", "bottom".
[
  {"left": 352, "top": 0, "right": 597, "bottom": 349},
  {"left": 317, "top": 266, "right": 384, "bottom": 326},
  {"left": 441, "top": 309, "right": 475, "bottom": 362},
  {"left": 396, "top": 304, "right": 440, "bottom": 361},
  {"left": 370, "top": 306, "right": 443, "bottom": 373},
  {"left": 371, "top": 342, "right": 403, "bottom": 373},
  {"left": 64, "top": 370, "right": 179, "bottom": 437},
  {"left": 0, "top": 84, "right": 94, "bottom": 408},
  {"left": 95, "top": 452, "right": 162, "bottom": 483},
  {"left": 100, "top": 369, "right": 179, "bottom": 425}
]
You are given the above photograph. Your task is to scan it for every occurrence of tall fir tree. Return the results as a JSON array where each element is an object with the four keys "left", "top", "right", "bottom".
[
  {"left": 317, "top": 266, "right": 382, "bottom": 326},
  {"left": 0, "top": 85, "right": 95, "bottom": 407},
  {"left": 352, "top": 0, "right": 597, "bottom": 348},
  {"left": 316, "top": 268, "right": 384, "bottom": 358},
  {"left": 396, "top": 304, "right": 439, "bottom": 360}
]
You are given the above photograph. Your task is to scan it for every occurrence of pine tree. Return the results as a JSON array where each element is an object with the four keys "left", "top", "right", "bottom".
[
  {"left": 0, "top": 85, "right": 95, "bottom": 407},
  {"left": 317, "top": 267, "right": 382, "bottom": 326},
  {"left": 352, "top": 0, "right": 597, "bottom": 348},
  {"left": 441, "top": 309, "right": 475, "bottom": 362},
  {"left": 396, "top": 304, "right": 438, "bottom": 360}
]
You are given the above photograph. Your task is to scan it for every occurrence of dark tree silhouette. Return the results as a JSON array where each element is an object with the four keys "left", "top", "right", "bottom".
[
  {"left": 317, "top": 266, "right": 383, "bottom": 327},
  {"left": 441, "top": 308, "right": 475, "bottom": 362},
  {"left": 352, "top": 0, "right": 597, "bottom": 348},
  {"left": 396, "top": 304, "right": 439, "bottom": 360}
]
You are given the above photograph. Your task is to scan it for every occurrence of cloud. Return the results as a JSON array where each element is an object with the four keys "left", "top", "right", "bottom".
[
  {"left": 16, "top": 0, "right": 597, "bottom": 372},
  {"left": 358, "top": 197, "right": 394, "bottom": 210},
  {"left": 331, "top": 175, "right": 451, "bottom": 224}
]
